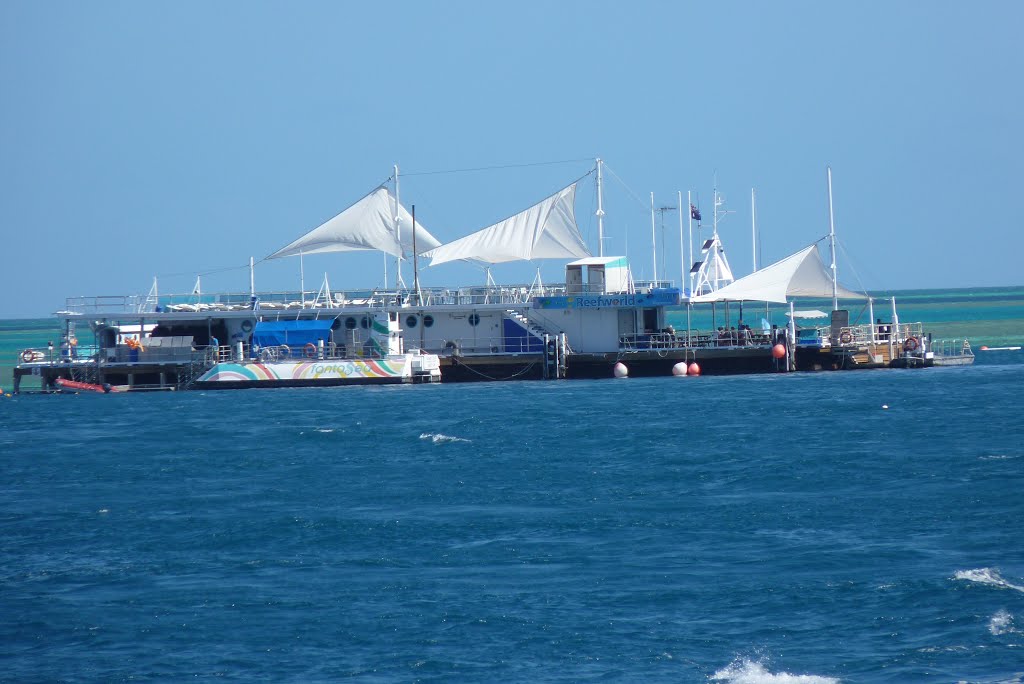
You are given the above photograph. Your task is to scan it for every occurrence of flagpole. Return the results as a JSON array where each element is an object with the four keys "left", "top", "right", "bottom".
[{"left": 687, "top": 190, "right": 694, "bottom": 295}]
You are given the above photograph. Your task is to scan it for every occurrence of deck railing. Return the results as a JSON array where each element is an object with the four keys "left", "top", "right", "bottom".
[{"left": 63, "top": 283, "right": 587, "bottom": 315}]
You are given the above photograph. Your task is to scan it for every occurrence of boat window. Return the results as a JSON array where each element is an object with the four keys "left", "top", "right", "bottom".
[
  {"left": 468, "top": 313, "right": 480, "bottom": 327},
  {"left": 406, "top": 315, "right": 418, "bottom": 329},
  {"left": 360, "top": 316, "right": 371, "bottom": 329},
  {"left": 423, "top": 315, "right": 434, "bottom": 328},
  {"left": 345, "top": 317, "right": 357, "bottom": 330}
]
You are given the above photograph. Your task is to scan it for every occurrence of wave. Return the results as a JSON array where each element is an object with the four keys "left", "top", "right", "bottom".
[
  {"left": 953, "top": 568, "right": 1024, "bottom": 593},
  {"left": 419, "top": 432, "right": 471, "bottom": 444},
  {"left": 710, "top": 658, "right": 839, "bottom": 684},
  {"left": 990, "top": 610, "right": 1019, "bottom": 636}
]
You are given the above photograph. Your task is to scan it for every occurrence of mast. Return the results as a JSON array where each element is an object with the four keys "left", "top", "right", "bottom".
[
  {"left": 412, "top": 204, "right": 421, "bottom": 304},
  {"left": 299, "top": 249, "right": 305, "bottom": 307},
  {"left": 827, "top": 166, "right": 838, "bottom": 311},
  {"left": 596, "top": 158, "right": 606, "bottom": 257},
  {"left": 751, "top": 188, "right": 757, "bottom": 272},
  {"left": 713, "top": 186, "right": 721, "bottom": 289},
  {"left": 249, "top": 257, "right": 255, "bottom": 298},
  {"left": 678, "top": 191, "right": 685, "bottom": 293},
  {"left": 394, "top": 163, "right": 402, "bottom": 290},
  {"left": 650, "top": 192, "right": 658, "bottom": 285}
]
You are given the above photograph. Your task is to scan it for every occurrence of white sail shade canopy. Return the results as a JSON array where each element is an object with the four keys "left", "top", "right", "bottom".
[
  {"left": 425, "top": 183, "right": 591, "bottom": 266},
  {"left": 267, "top": 186, "right": 440, "bottom": 260},
  {"left": 690, "top": 244, "right": 864, "bottom": 304}
]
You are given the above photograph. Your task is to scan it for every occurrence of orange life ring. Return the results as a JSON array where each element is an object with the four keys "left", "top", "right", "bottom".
[
  {"left": 903, "top": 336, "right": 920, "bottom": 352},
  {"left": 21, "top": 349, "right": 34, "bottom": 363},
  {"left": 304, "top": 342, "right": 317, "bottom": 358},
  {"left": 839, "top": 331, "right": 853, "bottom": 345}
]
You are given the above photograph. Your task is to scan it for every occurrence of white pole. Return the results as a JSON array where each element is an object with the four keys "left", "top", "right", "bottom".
[
  {"left": 788, "top": 301, "right": 797, "bottom": 371},
  {"left": 751, "top": 188, "right": 757, "bottom": 272},
  {"left": 687, "top": 190, "right": 694, "bottom": 296},
  {"left": 712, "top": 187, "right": 720, "bottom": 290},
  {"left": 827, "top": 166, "right": 839, "bottom": 312},
  {"left": 394, "top": 164, "right": 402, "bottom": 290},
  {"left": 249, "top": 256, "right": 255, "bottom": 298},
  {"left": 650, "top": 192, "right": 658, "bottom": 286},
  {"left": 677, "top": 190, "right": 685, "bottom": 294},
  {"left": 868, "top": 296, "right": 876, "bottom": 346},
  {"left": 891, "top": 296, "right": 900, "bottom": 343},
  {"left": 299, "top": 249, "right": 305, "bottom": 307},
  {"left": 596, "top": 158, "right": 606, "bottom": 257}
]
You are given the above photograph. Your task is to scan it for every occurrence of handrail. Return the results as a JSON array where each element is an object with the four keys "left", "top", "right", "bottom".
[{"left": 63, "top": 282, "right": 583, "bottom": 315}]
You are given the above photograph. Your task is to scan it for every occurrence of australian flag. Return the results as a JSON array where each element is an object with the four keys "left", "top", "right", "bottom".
[{"left": 690, "top": 204, "right": 702, "bottom": 221}]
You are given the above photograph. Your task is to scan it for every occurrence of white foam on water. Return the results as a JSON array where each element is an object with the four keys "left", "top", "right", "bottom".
[
  {"left": 419, "top": 432, "right": 471, "bottom": 444},
  {"left": 710, "top": 658, "right": 839, "bottom": 684},
  {"left": 954, "top": 568, "right": 1024, "bottom": 593},
  {"left": 315, "top": 428, "right": 335, "bottom": 433},
  {"left": 990, "top": 610, "right": 1019, "bottom": 636},
  {"left": 980, "top": 454, "right": 1019, "bottom": 460}
]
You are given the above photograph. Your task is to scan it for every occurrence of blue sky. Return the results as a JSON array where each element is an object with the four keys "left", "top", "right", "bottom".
[{"left": 1, "top": 1, "right": 1021, "bottom": 317}]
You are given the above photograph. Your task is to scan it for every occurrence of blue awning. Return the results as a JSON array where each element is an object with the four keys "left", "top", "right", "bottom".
[{"left": 252, "top": 319, "right": 334, "bottom": 347}]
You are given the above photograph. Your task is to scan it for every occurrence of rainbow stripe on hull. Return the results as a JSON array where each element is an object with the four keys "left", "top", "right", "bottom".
[{"left": 195, "top": 355, "right": 440, "bottom": 388}]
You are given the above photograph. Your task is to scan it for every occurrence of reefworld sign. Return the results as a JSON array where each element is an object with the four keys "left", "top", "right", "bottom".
[{"left": 532, "top": 290, "right": 680, "bottom": 310}]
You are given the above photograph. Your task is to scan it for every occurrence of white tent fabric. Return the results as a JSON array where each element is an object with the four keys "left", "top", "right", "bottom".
[
  {"left": 425, "top": 183, "right": 591, "bottom": 266},
  {"left": 267, "top": 186, "right": 440, "bottom": 260},
  {"left": 787, "top": 309, "right": 829, "bottom": 319},
  {"left": 690, "top": 244, "right": 864, "bottom": 303}
]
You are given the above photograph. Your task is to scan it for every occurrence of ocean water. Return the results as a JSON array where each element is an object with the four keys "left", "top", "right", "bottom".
[{"left": 1, "top": 289, "right": 1023, "bottom": 683}]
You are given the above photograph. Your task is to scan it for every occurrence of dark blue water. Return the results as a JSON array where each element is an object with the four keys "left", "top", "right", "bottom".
[{"left": 2, "top": 364, "right": 1023, "bottom": 683}]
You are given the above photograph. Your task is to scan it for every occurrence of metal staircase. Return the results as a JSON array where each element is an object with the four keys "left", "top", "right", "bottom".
[
  {"left": 177, "top": 354, "right": 216, "bottom": 390},
  {"left": 505, "top": 309, "right": 551, "bottom": 344},
  {"left": 504, "top": 310, "right": 567, "bottom": 379}
]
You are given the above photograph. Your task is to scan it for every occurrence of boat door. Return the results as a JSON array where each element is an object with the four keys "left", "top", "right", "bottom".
[{"left": 617, "top": 309, "right": 636, "bottom": 337}]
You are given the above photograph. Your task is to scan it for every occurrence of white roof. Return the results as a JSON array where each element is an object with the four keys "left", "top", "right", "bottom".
[
  {"left": 690, "top": 244, "right": 864, "bottom": 304},
  {"left": 425, "top": 183, "right": 591, "bottom": 266},
  {"left": 268, "top": 186, "right": 440, "bottom": 260},
  {"left": 787, "top": 309, "right": 829, "bottom": 319}
]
